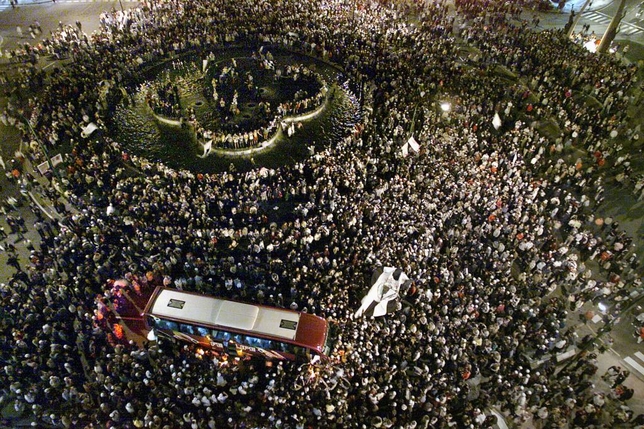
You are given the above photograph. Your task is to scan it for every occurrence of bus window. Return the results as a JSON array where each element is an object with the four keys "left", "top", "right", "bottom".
[
  {"left": 260, "top": 339, "right": 275, "bottom": 350},
  {"left": 293, "top": 346, "right": 308, "bottom": 357},
  {"left": 225, "top": 340, "right": 237, "bottom": 355},
  {"left": 214, "top": 331, "right": 231, "bottom": 341},
  {"left": 143, "top": 287, "right": 331, "bottom": 362},
  {"left": 245, "top": 335, "right": 263, "bottom": 348},
  {"left": 275, "top": 342, "right": 303, "bottom": 356},
  {"left": 323, "top": 325, "right": 335, "bottom": 356},
  {"left": 157, "top": 319, "right": 178, "bottom": 331},
  {"left": 267, "top": 341, "right": 283, "bottom": 352},
  {"left": 196, "top": 326, "right": 210, "bottom": 337},
  {"left": 146, "top": 316, "right": 156, "bottom": 328},
  {"left": 279, "top": 342, "right": 294, "bottom": 354},
  {"left": 179, "top": 323, "right": 196, "bottom": 335}
]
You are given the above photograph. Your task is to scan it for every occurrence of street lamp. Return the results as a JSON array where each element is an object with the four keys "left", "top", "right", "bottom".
[{"left": 598, "top": 302, "right": 607, "bottom": 313}]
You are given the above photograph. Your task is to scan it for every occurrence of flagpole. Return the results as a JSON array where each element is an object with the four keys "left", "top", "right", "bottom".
[{"left": 409, "top": 104, "right": 419, "bottom": 138}]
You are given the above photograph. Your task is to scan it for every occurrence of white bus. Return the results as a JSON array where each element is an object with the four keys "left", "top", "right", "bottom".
[{"left": 143, "top": 287, "right": 333, "bottom": 361}]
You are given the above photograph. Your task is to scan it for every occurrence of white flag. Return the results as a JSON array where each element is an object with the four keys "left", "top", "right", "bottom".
[
  {"left": 407, "top": 136, "right": 420, "bottom": 153},
  {"left": 354, "top": 267, "right": 409, "bottom": 318},
  {"left": 199, "top": 140, "right": 213, "bottom": 158},
  {"left": 203, "top": 59, "right": 209, "bottom": 73},
  {"left": 401, "top": 143, "right": 409, "bottom": 157},
  {"left": 81, "top": 122, "right": 98, "bottom": 138},
  {"left": 492, "top": 112, "right": 502, "bottom": 130}
]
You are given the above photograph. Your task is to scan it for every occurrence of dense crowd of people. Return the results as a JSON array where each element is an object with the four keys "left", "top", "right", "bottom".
[
  {"left": 1, "top": 0, "right": 643, "bottom": 427},
  {"left": 139, "top": 51, "right": 329, "bottom": 151},
  {"left": 192, "top": 56, "right": 329, "bottom": 150}
]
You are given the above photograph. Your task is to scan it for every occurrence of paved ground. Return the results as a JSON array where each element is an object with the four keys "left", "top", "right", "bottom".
[
  {"left": 0, "top": 0, "right": 137, "bottom": 13},
  {"left": 563, "top": 0, "right": 616, "bottom": 12}
]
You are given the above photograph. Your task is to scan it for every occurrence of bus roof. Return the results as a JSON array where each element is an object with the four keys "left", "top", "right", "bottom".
[
  {"left": 296, "top": 313, "right": 328, "bottom": 353},
  {"left": 147, "top": 288, "right": 303, "bottom": 341}
]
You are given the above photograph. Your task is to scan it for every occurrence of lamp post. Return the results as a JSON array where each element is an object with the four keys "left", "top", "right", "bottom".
[{"left": 439, "top": 100, "right": 452, "bottom": 122}]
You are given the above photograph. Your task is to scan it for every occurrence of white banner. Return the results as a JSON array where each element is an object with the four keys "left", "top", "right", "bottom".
[
  {"left": 354, "top": 267, "right": 409, "bottom": 318},
  {"left": 81, "top": 122, "right": 99, "bottom": 138},
  {"left": 37, "top": 153, "right": 64, "bottom": 175},
  {"left": 37, "top": 161, "right": 50, "bottom": 175},
  {"left": 198, "top": 140, "right": 213, "bottom": 158},
  {"left": 51, "top": 153, "right": 63, "bottom": 167},
  {"left": 400, "top": 143, "right": 409, "bottom": 157},
  {"left": 492, "top": 112, "right": 502, "bottom": 130}
]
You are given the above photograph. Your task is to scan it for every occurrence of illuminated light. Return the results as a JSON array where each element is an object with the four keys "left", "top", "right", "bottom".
[
  {"left": 146, "top": 330, "right": 157, "bottom": 341},
  {"left": 583, "top": 39, "right": 597, "bottom": 53},
  {"left": 440, "top": 102, "right": 451, "bottom": 112},
  {"left": 598, "top": 302, "right": 607, "bottom": 313},
  {"left": 113, "top": 324, "right": 124, "bottom": 340}
]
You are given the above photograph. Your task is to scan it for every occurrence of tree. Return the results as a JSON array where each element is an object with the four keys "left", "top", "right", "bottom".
[
  {"left": 597, "top": 0, "right": 627, "bottom": 54},
  {"left": 566, "top": 0, "right": 593, "bottom": 38}
]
